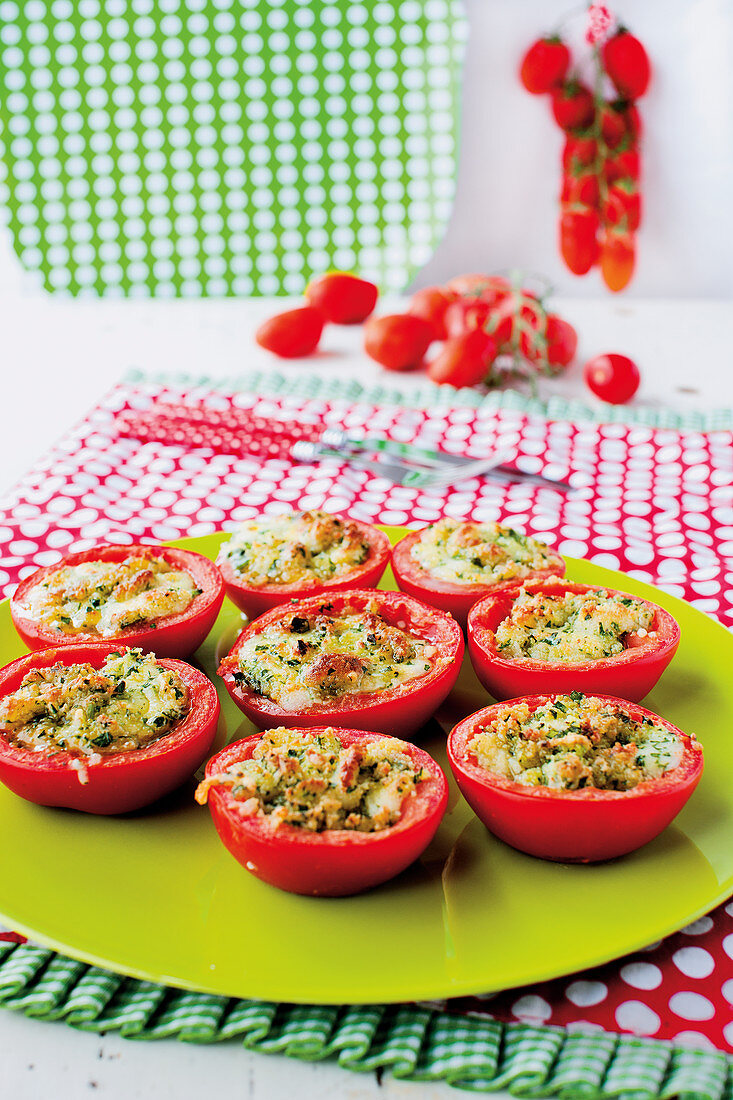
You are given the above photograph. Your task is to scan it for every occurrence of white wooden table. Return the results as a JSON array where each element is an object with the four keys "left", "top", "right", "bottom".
[{"left": 1, "top": 291, "right": 732, "bottom": 1099}]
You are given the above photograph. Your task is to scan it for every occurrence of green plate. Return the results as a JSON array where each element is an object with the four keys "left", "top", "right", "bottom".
[{"left": 1, "top": 529, "right": 732, "bottom": 1005}]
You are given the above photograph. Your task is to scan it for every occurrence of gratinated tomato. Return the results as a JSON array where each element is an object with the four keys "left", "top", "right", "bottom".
[
  {"left": 0, "top": 644, "right": 220, "bottom": 814},
  {"left": 467, "top": 579, "right": 679, "bottom": 702},
  {"left": 391, "top": 524, "right": 565, "bottom": 630},
  {"left": 10, "top": 543, "right": 225, "bottom": 659},
  {"left": 218, "top": 589, "right": 464, "bottom": 739},
  {"left": 216, "top": 514, "right": 391, "bottom": 620},
  {"left": 196, "top": 727, "right": 448, "bottom": 895},
  {"left": 448, "top": 694, "right": 703, "bottom": 862}
]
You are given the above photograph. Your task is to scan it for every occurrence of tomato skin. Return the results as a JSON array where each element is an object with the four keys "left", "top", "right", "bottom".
[
  {"left": 408, "top": 286, "right": 457, "bottom": 340},
  {"left": 448, "top": 695, "right": 703, "bottom": 863},
  {"left": 602, "top": 31, "right": 651, "bottom": 100},
  {"left": 599, "top": 103, "right": 627, "bottom": 149},
  {"left": 363, "top": 314, "right": 434, "bottom": 371},
  {"left": 10, "top": 544, "right": 225, "bottom": 659},
  {"left": 444, "top": 273, "right": 510, "bottom": 298},
  {"left": 560, "top": 172, "right": 599, "bottom": 208},
  {"left": 217, "top": 519, "right": 391, "bottom": 618},
  {"left": 559, "top": 209, "right": 599, "bottom": 275},
  {"left": 584, "top": 352, "right": 641, "bottom": 404},
  {"left": 218, "top": 589, "right": 464, "bottom": 739},
  {"left": 603, "top": 184, "right": 641, "bottom": 231},
  {"left": 304, "top": 272, "right": 378, "bottom": 324},
  {"left": 551, "top": 83, "right": 595, "bottom": 131},
  {"left": 201, "top": 729, "right": 448, "bottom": 896},
  {"left": 520, "top": 37, "right": 571, "bottom": 95},
  {"left": 391, "top": 530, "right": 565, "bottom": 631},
  {"left": 467, "top": 579, "right": 680, "bottom": 703},
  {"left": 427, "top": 330, "right": 498, "bottom": 388},
  {"left": 604, "top": 149, "right": 640, "bottom": 184},
  {"left": 255, "top": 307, "right": 324, "bottom": 358},
  {"left": 562, "top": 136, "right": 597, "bottom": 173},
  {"left": 544, "top": 315, "right": 578, "bottom": 368},
  {"left": 0, "top": 644, "right": 220, "bottom": 814},
  {"left": 600, "top": 231, "right": 636, "bottom": 292},
  {"left": 443, "top": 298, "right": 492, "bottom": 339}
]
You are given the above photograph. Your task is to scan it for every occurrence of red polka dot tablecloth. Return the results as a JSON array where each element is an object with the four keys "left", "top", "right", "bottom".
[{"left": 0, "top": 373, "right": 732, "bottom": 1056}]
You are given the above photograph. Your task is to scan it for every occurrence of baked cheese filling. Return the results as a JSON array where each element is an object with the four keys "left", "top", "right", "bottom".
[
  {"left": 411, "top": 519, "right": 555, "bottom": 586},
  {"left": 232, "top": 602, "right": 434, "bottom": 710},
  {"left": 19, "top": 555, "right": 199, "bottom": 637},
  {"left": 217, "top": 511, "right": 371, "bottom": 587},
  {"left": 469, "top": 692, "right": 683, "bottom": 791},
  {"left": 195, "top": 726, "right": 424, "bottom": 832},
  {"left": 494, "top": 588, "right": 655, "bottom": 662},
  {"left": 0, "top": 650, "right": 189, "bottom": 759}
]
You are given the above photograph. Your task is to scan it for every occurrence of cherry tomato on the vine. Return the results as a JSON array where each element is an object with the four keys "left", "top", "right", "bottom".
[
  {"left": 520, "top": 36, "right": 571, "bottom": 95},
  {"left": 551, "top": 83, "right": 595, "bottom": 131},
  {"left": 561, "top": 172, "right": 599, "bottom": 208},
  {"left": 559, "top": 209, "right": 599, "bottom": 275},
  {"left": 600, "top": 230, "right": 635, "bottom": 292},
  {"left": 604, "top": 149, "right": 640, "bottom": 184},
  {"left": 255, "top": 307, "right": 324, "bottom": 358},
  {"left": 603, "top": 183, "right": 641, "bottom": 232},
  {"left": 427, "top": 330, "right": 498, "bottom": 388},
  {"left": 304, "top": 272, "right": 378, "bottom": 324},
  {"left": 562, "top": 136, "right": 598, "bottom": 173},
  {"left": 602, "top": 31, "right": 651, "bottom": 100},
  {"left": 584, "top": 353, "right": 640, "bottom": 404},
  {"left": 363, "top": 314, "right": 434, "bottom": 371},
  {"left": 599, "top": 103, "right": 627, "bottom": 149},
  {"left": 408, "top": 286, "right": 457, "bottom": 340}
]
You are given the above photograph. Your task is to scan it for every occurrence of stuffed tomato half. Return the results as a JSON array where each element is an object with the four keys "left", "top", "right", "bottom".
[
  {"left": 448, "top": 692, "right": 703, "bottom": 863},
  {"left": 0, "top": 644, "right": 220, "bottom": 814},
  {"left": 216, "top": 510, "right": 391, "bottom": 618},
  {"left": 467, "top": 579, "right": 680, "bottom": 702},
  {"left": 391, "top": 520, "right": 565, "bottom": 629},
  {"left": 196, "top": 726, "right": 448, "bottom": 895},
  {"left": 10, "top": 543, "right": 225, "bottom": 658},
  {"left": 218, "top": 589, "right": 464, "bottom": 739}
]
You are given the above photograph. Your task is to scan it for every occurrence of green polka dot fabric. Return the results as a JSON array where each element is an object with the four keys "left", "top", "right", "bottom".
[
  {"left": 1, "top": 943, "right": 732, "bottom": 1097},
  {"left": 0, "top": 0, "right": 466, "bottom": 297}
]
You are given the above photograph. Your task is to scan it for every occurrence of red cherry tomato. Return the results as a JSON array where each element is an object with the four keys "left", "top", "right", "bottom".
[
  {"left": 559, "top": 209, "right": 599, "bottom": 275},
  {"left": 10, "top": 544, "right": 225, "bottom": 659},
  {"left": 599, "top": 102, "right": 627, "bottom": 149},
  {"left": 217, "top": 518, "right": 391, "bottom": 619},
  {"left": 255, "top": 306, "right": 324, "bottom": 358},
  {"left": 447, "top": 695, "right": 702, "bottom": 863},
  {"left": 600, "top": 231, "right": 635, "bottom": 292},
  {"left": 444, "top": 273, "right": 510, "bottom": 298},
  {"left": 467, "top": 579, "right": 679, "bottom": 702},
  {"left": 390, "top": 529, "right": 566, "bottom": 630},
  {"left": 544, "top": 314, "right": 578, "bottom": 368},
  {"left": 443, "top": 297, "right": 493, "bottom": 339},
  {"left": 519, "top": 37, "right": 571, "bottom": 95},
  {"left": 602, "top": 31, "right": 651, "bottom": 100},
  {"left": 560, "top": 172, "right": 599, "bottom": 208},
  {"left": 218, "top": 589, "right": 464, "bottom": 739},
  {"left": 304, "top": 272, "right": 378, "bottom": 324},
  {"left": 198, "top": 729, "right": 448, "bottom": 896},
  {"left": 551, "top": 83, "right": 595, "bottom": 131},
  {"left": 562, "top": 136, "right": 597, "bottom": 173},
  {"left": 426, "top": 330, "right": 498, "bottom": 388},
  {"left": 603, "top": 183, "right": 641, "bottom": 232},
  {"left": 584, "top": 352, "right": 640, "bottom": 404},
  {"left": 363, "top": 314, "right": 434, "bottom": 371},
  {"left": 604, "top": 149, "right": 641, "bottom": 184},
  {"left": 408, "top": 285, "right": 457, "bottom": 340},
  {"left": 0, "top": 644, "right": 220, "bottom": 814}
]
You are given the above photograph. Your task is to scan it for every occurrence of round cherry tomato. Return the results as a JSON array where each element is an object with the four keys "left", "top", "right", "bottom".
[
  {"left": 448, "top": 695, "right": 703, "bottom": 863},
  {"left": 584, "top": 352, "right": 640, "bottom": 403},
  {"left": 0, "top": 644, "right": 220, "bottom": 814},
  {"left": 602, "top": 31, "right": 651, "bottom": 100},
  {"left": 426, "top": 330, "right": 498, "bottom": 388},
  {"left": 600, "top": 231, "right": 635, "bottom": 292},
  {"left": 198, "top": 728, "right": 448, "bottom": 896},
  {"left": 363, "top": 314, "right": 434, "bottom": 371},
  {"left": 551, "top": 83, "right": 595, "bottom": 131},
  {"left": 304, "top": 272, "right": 378, "bottom": 324},
  {"left": 10, "top": 544, "right": 225, "bottom": 659},
  {"left": 562, "top": 136, "right": 597, "bottom": 173},
  {"left": 467, "top": 579, "right": 680, "bottom": 702},
  {"left": 443, "top": 298, "right": 493, "bottom": 339},
  {"left": 390, "top": 529, "right": 565, "bottom": 630},
  {"left": 603, "top": 184, "right": 641, "bottom": 232},
  {"left": 216, "top": 518, "right": 391, "bottom": 619},
  {"left": 408, "top": 285, "right": 457, "bottom": 340},
  {"left": 520, "top": 36, "right": 571, "bottom": 95},
  {"left": 218, "top": 589, "right": 464, "bottom": 739},
  {"left": 559, "top": 209, "right": 599, "bottom": 275},
  {"left": 255, "top": 307, "right": 324, "bottom": 358},
  {"left": 544, "top": 315, "right": 578, "bottom": 368}
]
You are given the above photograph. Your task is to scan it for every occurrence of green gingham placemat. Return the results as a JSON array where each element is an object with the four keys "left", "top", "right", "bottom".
[{"left": 3, "top": 370, "right": 733, "bottom": 1097}]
